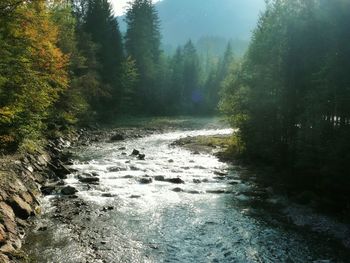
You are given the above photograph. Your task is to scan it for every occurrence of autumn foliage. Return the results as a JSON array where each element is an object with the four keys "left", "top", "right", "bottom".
[{"left": 0, "top": 0, "right": 68, "bottom": 150}]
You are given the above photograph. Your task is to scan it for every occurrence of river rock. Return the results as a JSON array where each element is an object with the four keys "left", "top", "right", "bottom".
[
  {"left": 131, "top": 149, "right": 140, "bottom": 155},
  {"left": 165, "top": 178, "right": 185, "bottom": 184},
  {"left": 154, "top": 175, "right": 165, "bottom": 181},
  {"left": 228, "top": 180, "right": 241, "bottom": 185},
  {"left": 193, "top": 179, "right": 201, "bottom": 184},
  {"left": 108, "top": 166, "right": 126, "bottom": 172},
  {"left": 0, "top": 225, "right": 7, "bottom": 244},
  {"left": 121, "top": 175, "right": 133, "bottom": 179},
  {"left": 61, "top": 186, "right": 78, "bottom": 195},
  {"left": 21, "top": 191, "right": 34, "bottom": 205},
  {"left": 0, "top": 243, "right": 15, "bottom": 255},
  {"left": 0, "top": 254, "right": 10, "bottom": 263},
  {"left": 187, "top": 190, "right": 201, "bottom": 194},
  {"left": 214, "top": 171, "right": 228, "bottom": 176},
  {"left": 0, "top": 202, "right": 16, "bottom": 235},
  {"left": 8, "top": 195, "right": 33, "bottom": 220},
  {"left": 139, "top": 178, "right": 152, "bottom": 184},
  {"left": 101, "top": 193, "right": 117, "bottom": 198},
  {"left": 41, "top": 185, "right": 57, "bottom": 196},
  {"left": 138, "top": 154, "right": 146, "bottom": 160},
  {"left": 78, "top": 174, "right": 100, "bottom": 184},
  {"left": 172, "top": 187, "right": 183, "bottom": 192},
  {"left": 110, "top": 134, "right": 124, "bottom": 141}
]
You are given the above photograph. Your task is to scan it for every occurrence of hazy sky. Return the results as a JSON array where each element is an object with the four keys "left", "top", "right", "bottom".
[{"left": 111, "top": 0, "right": 162, "bottom": 16}]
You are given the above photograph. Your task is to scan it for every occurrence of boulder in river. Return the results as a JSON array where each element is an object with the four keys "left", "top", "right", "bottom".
[
  {"left": 214, "top": 171, "right": 228, "bottom": 176},
  {"left": 139, "top": 178, "right": 152, "bottom": 184},
  {"left": 130, "top": 195, "right": 141, "bottom": 198},
  {"left": 154, "top": 175, "right": 165, "bottom": 181},
  {"left": 193, "top": 179, "right": 201, "bottom": 184},
  {"left": 138, "top": 154, "right": 146, "bottom": 160},
  {"left": 110, "top": 134, "right": 124, "bottom": 141},
  {"left": 165, "top": 178, "right": 185, "bottom": 184},
  {"left": 131, "top": 149, "right": 140, "bottom": 155},
  {"left": 172, "top": 187, "right": 183, "bottom": 192},
  {"left": 78, "top": 174, "right": 100, "bottom": 184},
  {"left": 61, "top": 186, "right": 78, "bottom": 195},
  {"left": 101, "top": 193, "right": 117, "bottom": 198},
  {"left": 108, "top": 166, "right": 127, "bottom": 172},
  {"left": 121, "top": 175, "right": 133, "bottom": 179},
  {"left": 41, "top": 185, "right": 57, "bottom": 196}
]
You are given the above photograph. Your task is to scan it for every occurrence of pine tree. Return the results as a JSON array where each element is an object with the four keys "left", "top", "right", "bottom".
[
  {"left": 182, "top": 40, "right": 201, "bottom": 113},
  {"left": 84, "top": 0, "right": 124, "bottom": 118},
  {"left": 125, "top": 0, "right": 161, "bottom": 112}
]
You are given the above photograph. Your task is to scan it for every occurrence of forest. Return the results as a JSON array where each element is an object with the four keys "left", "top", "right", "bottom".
[
  {"left": 0, "top": 0, "right": 349, "bottom": 204},
  {"left": 221, "top": 0, "right": 350, "bottom": 208},
  {"left": 1, "top": 1, "right": 350, "bottom": 262},
  {"left": 0, "top": 0, "right": 234, "bottom": 153}
]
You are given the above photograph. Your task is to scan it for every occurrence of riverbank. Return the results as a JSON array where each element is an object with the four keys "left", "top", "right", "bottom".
[
  {"left": 173, "top": 133, "right": 350, "bottom": 250},
  {"left": 0, "top": 132, "right": 80, "bottom": 262},
  {"left": 0, "top": 116, "right": 226, "bottom": 262},
  {"left": 3, "top": 116, "right": 350, "bottom": 262},
  {"left": 0, "top": 123, "right": 166, "bottom": 262},
  {"left": 22, "top": 118, "right": 350, "bottom": 262}
]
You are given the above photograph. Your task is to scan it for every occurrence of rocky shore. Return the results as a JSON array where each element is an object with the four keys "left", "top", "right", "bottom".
[
  {"left": 0, "top": 126, "right": 158, "bottom": 263},
  {"left": 0, "top": 134, "right": 77, "bottom": 262}
]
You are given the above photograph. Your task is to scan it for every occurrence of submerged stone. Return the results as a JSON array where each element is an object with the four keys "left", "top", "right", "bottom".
[
  {"left": 61, "top": 186, "right": 78, "bottom": 195},
  {"left": 139, "top": 178, "right": 152, "bottom": 184},
  {"left": 165, "top": 178, "right": 185, "bottom": 184}
]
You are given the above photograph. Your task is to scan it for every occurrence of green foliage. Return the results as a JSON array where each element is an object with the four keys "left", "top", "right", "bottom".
[
  {"left": 0, "top": 0, "right": 253, "bottom": 154},
  {"left": 119, "top": 57, "right": 139, "bottom": 113},
  {"left": 125, "top": 0, "right": 162, "bottom": 113},
  {"left": 0, "top": 1, "right": 68, "bottom": 151},
  {"left": 84, "top": 0, "right": 124, "bottom": 118},
  {"left": 221, "top": 0, "right": 350, "bottom": 197}
]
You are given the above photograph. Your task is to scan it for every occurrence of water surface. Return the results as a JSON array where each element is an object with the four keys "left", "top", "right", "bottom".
[{"left": 24, "top": 118, "right": 350, "bottom": 263}]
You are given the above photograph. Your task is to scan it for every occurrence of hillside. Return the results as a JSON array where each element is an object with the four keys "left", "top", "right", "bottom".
[{"left": 119, "top": 0, "right": 265, "bottom": 52}]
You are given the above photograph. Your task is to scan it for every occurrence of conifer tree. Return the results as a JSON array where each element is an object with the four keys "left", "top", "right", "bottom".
[
  {"left": 84, "top": 0, "right": 124, "bottom": 117},
  {"left": 125, "top": 0, "right": 161, "bottom": 112}
]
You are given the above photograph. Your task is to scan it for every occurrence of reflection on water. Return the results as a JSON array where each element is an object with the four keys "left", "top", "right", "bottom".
[{"left": 24, "top": 121, "right": 350, "bottom": 263}]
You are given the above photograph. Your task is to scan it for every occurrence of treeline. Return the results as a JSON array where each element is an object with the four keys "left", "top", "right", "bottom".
[
  {"left": 221, "top": 0, "right": 350, "bottom": 205},
  {"left": 0, "top": 0, "right": 231, "bottom": 152},
  {"left": 0, "top": 0, "right": 125, "bottom": 151}
]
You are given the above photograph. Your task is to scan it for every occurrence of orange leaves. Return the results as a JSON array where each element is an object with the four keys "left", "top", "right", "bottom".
[{"left": 0, "top": 0, "right": 70, "bottom": 146}]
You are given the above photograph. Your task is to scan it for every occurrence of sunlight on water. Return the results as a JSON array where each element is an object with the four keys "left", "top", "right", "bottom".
[
  {"left": 24, "top": 123, "right": 350, "bottom": 263},
  {"left": 66, "top": 128, "right": 234, "bottom": 206}
]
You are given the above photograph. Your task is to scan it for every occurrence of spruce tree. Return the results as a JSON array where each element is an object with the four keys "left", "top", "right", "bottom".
[
  {"left": 125, "top": 0, "right": 161, "bottom": 112},
  {"left": 84, "top": 0, "right": 124, "bottom": 118}
]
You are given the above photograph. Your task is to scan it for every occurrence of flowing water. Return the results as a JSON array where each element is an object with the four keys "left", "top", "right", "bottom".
[{"left": 24, "top": 118, "right": 350, "bottom": 263}]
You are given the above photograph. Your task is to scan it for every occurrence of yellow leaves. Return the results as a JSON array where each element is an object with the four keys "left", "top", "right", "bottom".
[
  {"left": 0, "top": 107, "right": 16, "bottom": 124},
  {"left": 0, "top": 0, "right": 70, "bottom": 147}
]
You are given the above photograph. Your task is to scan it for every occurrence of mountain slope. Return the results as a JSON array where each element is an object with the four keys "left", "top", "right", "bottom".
[
  {"left": 156, "top": 0, "right": 265, "bottom": 45},
  {"left": 119, "top": 0, "right": 265, "bottom": 47}
]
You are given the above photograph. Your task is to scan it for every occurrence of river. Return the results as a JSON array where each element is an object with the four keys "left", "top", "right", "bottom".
[{"left": 24, "top": 118, "right": 350, "bottom": 262}]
